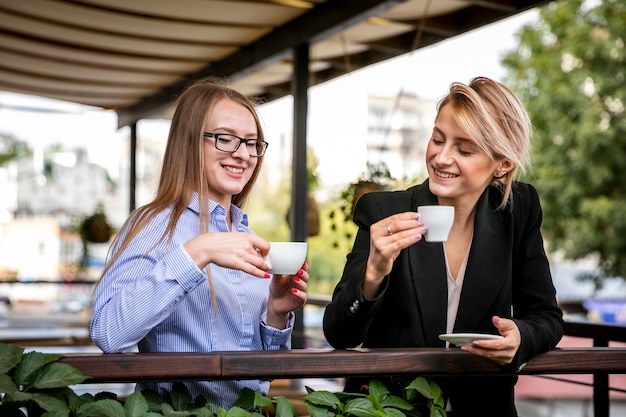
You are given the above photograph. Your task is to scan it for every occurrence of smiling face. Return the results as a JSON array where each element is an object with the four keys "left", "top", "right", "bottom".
[
  {"left": 426, "top": 104, "right": 512, "bottom": 208},
  {"left": 203, "top": 98, "right": 259, "bottom": 207}
]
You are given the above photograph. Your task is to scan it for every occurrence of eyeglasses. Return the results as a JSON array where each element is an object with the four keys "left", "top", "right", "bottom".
[{"left": 203, "top": 132, "right": 268, "bottom": 157}]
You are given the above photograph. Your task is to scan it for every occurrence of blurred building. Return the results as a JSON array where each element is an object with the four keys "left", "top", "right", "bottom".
[{"left": 366, "top": 92, "right": 435, "bottom": 180}]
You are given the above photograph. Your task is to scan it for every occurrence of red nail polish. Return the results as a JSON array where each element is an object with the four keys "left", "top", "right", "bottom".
[
  {"left": 297, "top": 269, "right": 304, "bottom": 276},
  {"left": 291, "top": 288, "right": 297, "bottom": 294},
  {"left": 294, "top": 276, "right": 300, "bottom": 282},
  {"left": 264, "top": 273, "right": 271, "bottom": 278}
]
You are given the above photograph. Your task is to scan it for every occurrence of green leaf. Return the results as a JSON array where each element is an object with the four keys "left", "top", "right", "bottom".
[
  {"left": 234, "top": 387, "right": 256, "bottom": 409},
  {"left": 0, "top": 373, "right": 18, "bottom": 396},
  {"left": 193, "top": 406, "right": 217, "bottom": 417},
  {"left": 30, "top": 392, "right": 71, "bottom": 412},
  {"left": 5, "top": 389, "right": 32, "bottom": 403},
  {"left": 431, "top": 406, "right": 446, "bottom": 417},
  {"left": 428, "top": 380, "right": 444, "bottom": 408},
  {"left": 366, "top": 380, "right": 389, "bottom": 402},
  {"left": 42, "top": 409, "right": 70, "bottom": 417},
  {"left": 345, "top": 398, "right": 381, "bottom": 417},
  {"left": 161, "top": 403, "right": 192, "bottom": 416},
  {"left": 306, "top": 404, "right": 335, "bottom": 417},
  {"left": 0, "top": 343, "right": 24, "bottom": 374},
  {"left": 380, "top": 395, "right": 412, "bottom": 411},
  {"left": 141, "top": 389, "right": 168, "bottom": 412},
  {"left": 69, "top": 392, "right": 96, "bottom": 411},
  {"left": 273, "top": 396, "right": 295, "bottom": 417},
  {"left": 303, "top": 390, "right": 341, "bottom": 407},
  {"left": 125, "top": 391, "right": 150, "bottom": 417},
  {"left": 31, "top": 362, "right": 89, "bottom": 389},
  {"left": 170, "top": 382, "right": 194, "bottom": 411},
  {"left": 253, "top": 390, "right": 272, "bottom": 408},
  {"left": 224, "top": 406, "right": 252, "bottom": 417},
  {"left": 79, "top": 398, "right": 127, "bottom": 417},
  {"left": 405, "top": 377, "right": 432, "bottom": 401},
  {"left": 14, "top": 351, "right": 62, "bottom": 386},
  {"left": 382, "top": 408, "right": 406, "bottom": 417}
]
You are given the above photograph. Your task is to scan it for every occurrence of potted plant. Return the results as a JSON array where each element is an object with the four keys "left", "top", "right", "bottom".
[
  {"left": 77, "top": 204, "right": 113, "bottom": 273},
  {"left": 79, "top": 204, "right": 113, "bottom": 244}
]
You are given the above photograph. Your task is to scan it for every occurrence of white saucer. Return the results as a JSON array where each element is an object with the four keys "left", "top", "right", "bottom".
[{"left": 439, "top": 333, "right": 503, "bottom": 346}]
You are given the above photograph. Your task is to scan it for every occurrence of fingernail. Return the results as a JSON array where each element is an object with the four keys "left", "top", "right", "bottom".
[
  {"left": 302, "top": 260, "right": 307, "bottom": 268},
  {"left": 294, "top": 276, "right": 300, "bottom": 282},
  {"left": 472, "top": 341, "right": 480, "bottom": 346},
  {"left": 297, "top": 269, "right": 304, "bottom": 276},
  {"left": 264, "top": 273, "right": 271, "bottom": 279},
  {"left": 460, "top": 346, "right": 468, "bottom": 351},
  {"left": 291, "top": 288, "right": 298, "bottom": 294}
]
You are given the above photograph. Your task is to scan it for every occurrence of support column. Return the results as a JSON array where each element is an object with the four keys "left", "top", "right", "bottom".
[{"left": 290, "top": 42, "right": 310, "bottom": 350}]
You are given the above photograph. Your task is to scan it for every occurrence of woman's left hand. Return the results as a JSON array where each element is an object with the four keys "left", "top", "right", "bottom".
[
  {"left": 266, "top": 260, "right": 309, "bottom": 329},
  {"left": 460, "top": 316, "right": 521, "bottom": 365}
]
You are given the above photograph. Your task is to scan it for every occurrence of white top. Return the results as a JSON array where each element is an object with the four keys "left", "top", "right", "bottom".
[{"left": 444, "top": 237, "right": 473, "bottom": 337}]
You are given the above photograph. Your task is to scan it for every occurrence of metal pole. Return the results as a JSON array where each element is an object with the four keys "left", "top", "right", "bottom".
[
  {"left": 129, "top": 123, "right": 137, "bottom": 213},
  {"left": 290, "top": 42, "right": 309, "bottom": 350}
]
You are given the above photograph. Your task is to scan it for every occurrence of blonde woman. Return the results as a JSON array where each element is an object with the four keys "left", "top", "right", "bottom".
[
  {"left": 323, "top": 77, "right": 564, "bottom": 416},
  {"left": 91, "top": 78, "right": 309, "bottom": 408}
]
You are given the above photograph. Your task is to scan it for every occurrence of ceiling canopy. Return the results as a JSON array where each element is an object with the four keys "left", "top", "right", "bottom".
[{"left": 0, "top": 0, "right": 551, "bottom": 127}]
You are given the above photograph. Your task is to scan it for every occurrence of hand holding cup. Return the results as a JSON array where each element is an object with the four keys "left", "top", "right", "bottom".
[{"left": 266, "top": 242, "right": 308, "bottom": 274}]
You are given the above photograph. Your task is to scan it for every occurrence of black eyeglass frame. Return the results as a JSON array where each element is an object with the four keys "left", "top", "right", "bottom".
[{"left": 203, "top": 132, "right": 268, "bottom": 157}]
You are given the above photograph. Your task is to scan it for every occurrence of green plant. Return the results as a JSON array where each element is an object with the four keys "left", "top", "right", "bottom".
[
  {"left": 77, "top": 203, "right": 113, "bottom": 272},
  {"left": 0, "top": 342, "right": 445, "bottom": 417},
  {"left": 303, "top": 378, "right": 445, "bottom": 417}
]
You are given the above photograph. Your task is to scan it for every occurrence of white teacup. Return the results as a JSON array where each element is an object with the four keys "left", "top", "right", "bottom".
[
  {"left": 417, "top": 205, "right": 454, "bottom": 242},
  {"left": 266, "top": 242, "right": 308, "bottom": 275}
]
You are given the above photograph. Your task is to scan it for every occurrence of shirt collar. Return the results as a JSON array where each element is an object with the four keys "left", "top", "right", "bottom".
[{"left": 188, "top": 192, "right": 249, "bottom": 229}]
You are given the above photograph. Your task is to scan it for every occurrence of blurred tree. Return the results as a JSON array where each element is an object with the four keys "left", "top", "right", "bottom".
[
  {"left": 0, "top": 132, "right": 31, "bottom": 166},
  {"left": 503, "top": 0, "right": 626, "bottom": 286}
]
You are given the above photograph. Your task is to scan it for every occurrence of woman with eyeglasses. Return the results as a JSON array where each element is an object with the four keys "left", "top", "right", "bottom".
[{"left": 90, "top": 78, "right": 309, "bottom": 408}]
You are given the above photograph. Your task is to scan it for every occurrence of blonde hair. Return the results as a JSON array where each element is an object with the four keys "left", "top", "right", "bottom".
[
  {"left": 437, "top": 76, "right": 532, "bottom": 209},
  {"left": 99, "top": 77, "right": 265, "bottom": 283}
]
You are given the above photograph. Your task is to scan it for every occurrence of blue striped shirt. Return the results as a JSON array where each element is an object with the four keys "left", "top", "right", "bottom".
[{"left": 90, "top": 194, "right": 293, "bottom": 408}]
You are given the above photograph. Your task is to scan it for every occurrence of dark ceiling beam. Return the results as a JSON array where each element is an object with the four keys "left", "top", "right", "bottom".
[
  {"left": 116, "top": 0, "right": 406, "bottom": 128},
  {"left": 456, "top": 0, "right": 549, "bottom": 13}
]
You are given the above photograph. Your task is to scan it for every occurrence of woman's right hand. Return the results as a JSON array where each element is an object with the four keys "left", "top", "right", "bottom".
[
  {"left": 363, "top": 212, "right": 427, "bottom": 298},
  {"left": 183, "top": 232, "right": 271, "bottom": 279}
]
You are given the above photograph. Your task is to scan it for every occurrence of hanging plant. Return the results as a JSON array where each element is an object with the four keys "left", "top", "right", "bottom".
[
  {"left": 340, "top": 161, "right": 392, "bottom": 220},
  {"left": 77, "top": 204, "right": 113, "bottom": 273},
  {"left": 328, "top": 162, "right": 393, "bottom": 248},
  {"left": 80, "top": 204, "right": 112, "bottom": 244},
  {"left": 286, "top": 195, "right": 321, "bottom": 237}
]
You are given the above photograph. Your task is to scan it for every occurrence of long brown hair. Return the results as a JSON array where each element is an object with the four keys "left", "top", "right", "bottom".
[{"left": 99, "top": 77, "right": 265, "bottom": 281}]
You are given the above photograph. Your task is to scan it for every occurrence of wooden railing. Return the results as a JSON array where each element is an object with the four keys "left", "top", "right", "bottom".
[
  {"left": 60, "top": 347, "right": 626, "bottom": 383},
  {"left": 3, "top": 294, "right": 625, "bottom": 417}
]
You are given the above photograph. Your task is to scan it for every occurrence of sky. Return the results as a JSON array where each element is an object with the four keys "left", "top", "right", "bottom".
[{"left": 0, "top": 9, "right": 538, "bottom": 187}]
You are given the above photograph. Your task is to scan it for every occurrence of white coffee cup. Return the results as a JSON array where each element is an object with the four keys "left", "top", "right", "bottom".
[
  {"left": 417, "top": 205, "right": 454, "bottom": 242},
  {"left": 266, "top": 242, "right": 308, "bottom": 275}
]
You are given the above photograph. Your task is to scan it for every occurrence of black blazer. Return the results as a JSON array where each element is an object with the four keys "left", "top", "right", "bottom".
[{"left": 323, "top": 180, "right": 565, "bottom": 416}]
